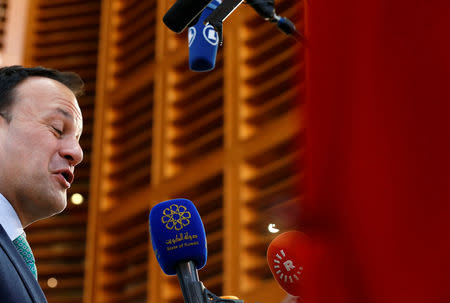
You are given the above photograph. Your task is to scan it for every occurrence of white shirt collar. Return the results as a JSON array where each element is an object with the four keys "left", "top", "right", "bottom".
[{"left": 0, "top": 193, "right": 24, "bottom": 240}]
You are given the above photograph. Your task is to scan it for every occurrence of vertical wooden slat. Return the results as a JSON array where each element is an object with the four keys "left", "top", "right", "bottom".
[
  {"left": 83, "top": 0, "right": 111, "bottom": 301},
  {"left": 85, "top": 0, "right": 159, "bottom": 302},
  {"left": 223, "top": 10, "right": 243, "bottom": 297},
  {"left": 3, "top": 0, "right": 30, "bottom": 65}
]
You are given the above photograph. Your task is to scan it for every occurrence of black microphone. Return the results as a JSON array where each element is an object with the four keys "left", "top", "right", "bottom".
[
  {"left": 163, "top": 0, "right": 214, "bottom": 33},
  {"left": 273, "top": 14, "right": 303, "bottom": 41}
]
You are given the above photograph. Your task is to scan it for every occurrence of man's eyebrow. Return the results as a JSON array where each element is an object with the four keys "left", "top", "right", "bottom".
[
  {"left": 55, "top": 108, "right": 73, "bottom": 119},
  {"left": 53, "top": 108, "right": 83, "bottom": 137}
]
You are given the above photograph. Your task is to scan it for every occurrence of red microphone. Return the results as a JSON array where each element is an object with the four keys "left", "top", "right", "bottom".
[{"left": 267, "top": 231, "right": 310, "bottom": 297}]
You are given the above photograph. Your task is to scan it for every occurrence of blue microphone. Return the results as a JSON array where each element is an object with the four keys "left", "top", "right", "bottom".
[
  {"left": 150, "top": 199, "right": 244, "bottom": 303},
  {"left": 149, "top": 198, "right": 207, "bottom": 275},
  {"left": 188, "top": 0, "right": 221, "bottom": 72},
  {"left": 150, "top": 198, "right": 207, "bottom": 303}
]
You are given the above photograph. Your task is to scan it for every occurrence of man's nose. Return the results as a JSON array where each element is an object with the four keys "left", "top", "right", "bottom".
[{"left": 60, "top": 138, "right": 83, "bottom": 166}]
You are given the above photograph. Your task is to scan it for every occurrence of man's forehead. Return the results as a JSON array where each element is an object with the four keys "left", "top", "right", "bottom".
[
  {"left": 52, "top": 98, "right": 83, "bottom": 121},
  {"left": 53, "top": 106, "right": 83, "bottom": 123},
  {"left": 13, "top": 77, "right": 83, "bottom": 131},
  {"left": 15, "top": 77, "right": 77, "bottom": 102}
]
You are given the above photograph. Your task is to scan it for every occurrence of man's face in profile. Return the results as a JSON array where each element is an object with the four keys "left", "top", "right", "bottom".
[{"left": 0, "top": 77, "right": 83, "bottom": 226}]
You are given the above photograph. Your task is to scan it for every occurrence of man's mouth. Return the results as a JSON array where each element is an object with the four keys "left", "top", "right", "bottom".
[
  {"left": 61, "top": 170, "right": 74, "bottom": 184},
  {"left": 53, "top": 169, "right": 74, "bottom": 188}
]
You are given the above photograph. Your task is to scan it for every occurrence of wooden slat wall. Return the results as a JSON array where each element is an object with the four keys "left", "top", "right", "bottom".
[
  {"left": 106, "top": 0, "right": 157, "bottom": 88},
  {"left": 87, "top": 0, "right": 304, "bottom": 302},
  {"left": 99, "top": 212, "right": 149, "bottom": 303},
  {"left": 23, "top": 1, "right": 101, "bottom": 303},
  {"left": 165, "top": 53, "right": 224, "bottom": 177},
  {"left": 104, "top": 81, "right": 154, "bottom": 199},
  {"left": 240, "top": 0, "right": 303, "bottom": 140},
  {"left": 84, "top": 1, "right": 158, "bottom": 303},
  {"left": 238, "top": 0, "right": 304, "bottom": 293}
]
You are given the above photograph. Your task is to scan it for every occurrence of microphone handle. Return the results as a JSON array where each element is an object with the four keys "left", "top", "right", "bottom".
[{"left": 176, "top": 261, "right": 205, "bottom": 303}]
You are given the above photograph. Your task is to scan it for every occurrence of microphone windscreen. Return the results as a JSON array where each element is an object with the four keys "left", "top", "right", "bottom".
[
  {"left": 163, "top": 0, "right": 214, "bottom": 33},
  {"left": 188, "top": 0, "right": 221, "bottom": 72},
  {"left": 267, "top": 231, "right": 310, "bottom": 296},
  {"left": 150, "top": 198, "right": 207, "bottom": 275}
]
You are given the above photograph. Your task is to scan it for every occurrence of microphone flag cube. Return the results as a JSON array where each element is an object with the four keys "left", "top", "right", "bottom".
[
  {"left": 188, "top": 0, "right": 221, "bottom": 71},
  {"left": 267, "top": 231, "right": 311, "bottom": 296},
  {"left": 149, "top": 198, "right": 207, "bottom": 275}
]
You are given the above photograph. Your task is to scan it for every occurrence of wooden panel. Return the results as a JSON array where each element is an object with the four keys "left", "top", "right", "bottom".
[
  {"left": 84, "top": 0, "right": 157, "bottom": 302},
  {"left": 165, "top": 52, "right": 224, "bottom": 177},
  {"left": 220, "top": 0, "right": 304, "bottom": 296},
  {"left": 95, "top": 0, "right": 157, "bottom": 210},
  {"left": 98, "top": 211, "right": 149, "bottom": 303},
  {"left": 239, "top": 134, "right": 302, "bottom": 292},
  {"left": 107, "top": 0, "right": 157, "bottom": 88},
  {"left": 239, "top": 0, "right": 304, "bottom": 140},
  {"left": 104, "top": 79, "right": 154, "bottom": 199}
]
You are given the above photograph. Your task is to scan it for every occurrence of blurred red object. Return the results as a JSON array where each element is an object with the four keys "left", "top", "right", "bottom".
[{"left": 303, "top": 0, "right": 450, "bottom": 302}]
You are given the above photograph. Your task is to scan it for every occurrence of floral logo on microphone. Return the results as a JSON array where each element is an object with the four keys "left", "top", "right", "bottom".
[{"left": 161, "top": 204, "right": 192, "bottom": 231}]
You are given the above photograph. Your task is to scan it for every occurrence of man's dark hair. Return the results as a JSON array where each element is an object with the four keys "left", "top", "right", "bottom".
[{"left": 0, "top": 65, "right": 84, "bottom": 122}]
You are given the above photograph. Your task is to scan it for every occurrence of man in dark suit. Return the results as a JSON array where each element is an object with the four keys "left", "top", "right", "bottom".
[{"left": 0, "top": 66, "right": 84, "bottom": 302}]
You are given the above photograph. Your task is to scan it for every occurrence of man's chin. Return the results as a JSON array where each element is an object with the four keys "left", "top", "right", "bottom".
[
  {"left": 44, "top": 195, "right": 67, "bottom": 217},
  {"left": 27, "top": 201, "right": 66, "bottom": 226},
  {"left": 53, "top": 197, "right": 68, "bottom": 214}
]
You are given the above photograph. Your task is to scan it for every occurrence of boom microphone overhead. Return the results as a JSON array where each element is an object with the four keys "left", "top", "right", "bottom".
[
  {"left": 163, "top": 0, "right": 303, "bottom": 51},
  {"left": 163, "top": 0, "right": 214, "bottom": 33},
  {"left": 245, "top": 0, "right": 303, "bottom": 41}
]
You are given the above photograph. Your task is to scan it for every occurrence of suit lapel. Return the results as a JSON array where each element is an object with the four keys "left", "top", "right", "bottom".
[{"left": 0, "top": 225, "right": 47, "bottom": 303}]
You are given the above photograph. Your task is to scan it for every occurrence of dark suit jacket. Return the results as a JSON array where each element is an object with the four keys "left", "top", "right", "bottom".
[{"left": 0, "top": 225, "right": 47, "bottom": 303}]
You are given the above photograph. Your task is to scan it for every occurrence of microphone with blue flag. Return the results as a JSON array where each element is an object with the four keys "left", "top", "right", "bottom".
[
  {"left": 150, "top": 198, "right": 243, "bottom": 303},
  {"left": 188, "top": 0, "right": 222, "bottom": 72},
  {"left": 149, "top": 198, "right": 207, "bottom": 275}
]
